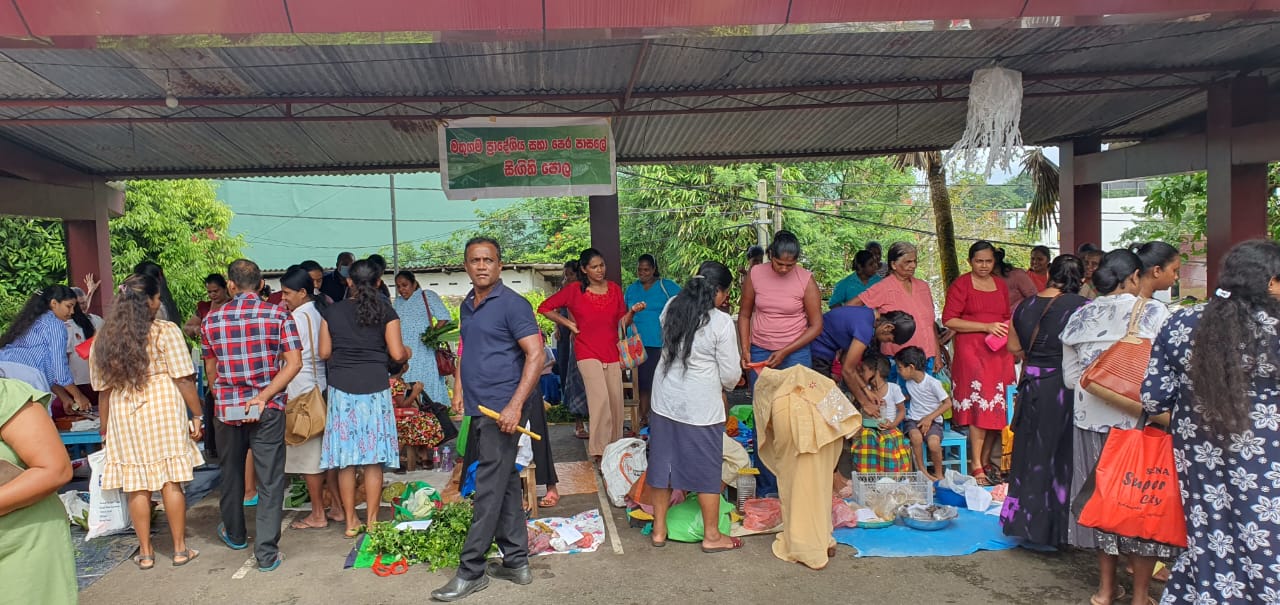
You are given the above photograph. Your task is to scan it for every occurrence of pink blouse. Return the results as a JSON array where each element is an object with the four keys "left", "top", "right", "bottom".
[
  {"left": 748, "top": 263, "right": 814, "bottom": 351},
  {"left": 858, "top": 276, "right": 938, "bottom": 358}
]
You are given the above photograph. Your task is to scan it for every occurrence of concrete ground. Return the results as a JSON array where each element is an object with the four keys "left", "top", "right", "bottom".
[{"left": 80, "top": 426, "right": 1117, "bottom": 605}]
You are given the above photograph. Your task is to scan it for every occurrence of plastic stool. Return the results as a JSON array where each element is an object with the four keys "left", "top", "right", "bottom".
[{"left": 939, "top": 429, "right": 968, "bottom": 475}]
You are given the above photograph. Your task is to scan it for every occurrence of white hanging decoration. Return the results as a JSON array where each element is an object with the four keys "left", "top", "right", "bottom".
[{"left": 949, "top": 66, "right": 1024, "bottom": 177}]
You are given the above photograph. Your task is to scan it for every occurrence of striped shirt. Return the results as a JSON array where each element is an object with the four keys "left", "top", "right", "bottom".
[{"left": 0, "top": 311, "right": 74, "bottom": 388}]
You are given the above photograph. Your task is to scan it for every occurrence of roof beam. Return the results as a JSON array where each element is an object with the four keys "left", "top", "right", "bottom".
[
  {"left": 1072, "top": 118, "right": 1280, "bottom": 184},
  {"left": 0, "top": 137, "right": 95, "bottom": 188},
  {"left": 616, "top": 40, "right": 652, "bottom": 113}
]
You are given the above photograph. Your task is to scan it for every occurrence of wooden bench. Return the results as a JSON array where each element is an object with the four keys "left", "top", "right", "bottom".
[{"left": 621, "top": 373, "right": 640, "bottom": 434}]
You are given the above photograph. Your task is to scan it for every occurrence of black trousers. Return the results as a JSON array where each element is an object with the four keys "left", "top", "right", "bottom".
[
  {"left": 524, "top": 389, "right": 559, "bottom": 487},
  {"left": 215, "top": 408, "right": 287, "bottom": 567},
  {"left": 457, "top": 409, "right": 530, "bottom": 580},
  {"left": 202, "top": 390, "right": 218, "bottom": 457}
]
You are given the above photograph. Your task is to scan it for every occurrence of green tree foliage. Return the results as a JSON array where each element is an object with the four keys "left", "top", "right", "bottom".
[
  {"left": 109, "top": 180, "right": 245, "bottom": 318},
  {"left": 0, "top": 180, "right": 244, "bottom": 330},
  {"left": 1118, "top": 164, "right": 1280, "bottom": 252}
]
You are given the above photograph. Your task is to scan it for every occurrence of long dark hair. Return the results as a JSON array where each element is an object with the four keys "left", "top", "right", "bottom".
[
  {"left": 133, "top": 261, "right": 180, "bottom": 322},
  {"left": 1047, "top": 255, "right": 1085, "bottom": 294},
  {"left": 0, "top": 285, "right": 77, "bottom": 348},
  {"left": 576, "top": 248, "right": 605, "bottom": 292},
  {"left": 992, "top": 247, "right": 1014, "bottom": 277},
  {"left": 1189, "top": 240, "right": 1280, "bottom": 437},
  {"left": 661, "top": 261, "right": 733, "bottom": 373},
  {"left": 280, "top": 266, "right": 325, "bottom": 311},
  {"left": 93, "top": 274, "right": 160, "bottom": 392},
  {"left": 1130, "top": 241, "right": 1180, "bottom": 276},
  {"left": 70, "top": 297, "right": 97, "bottom": 340},
  {"left": 348, "top": 259, "right": 390, "bottom": 327},
  {"left": 1092, "top": 249, "right": 1142, "bottom": 296}
]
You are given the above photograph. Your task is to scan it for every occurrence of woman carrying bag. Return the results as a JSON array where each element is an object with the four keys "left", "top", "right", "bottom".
[{"left": 1061, "top": 249, "right": 1175, "bottom": 605}]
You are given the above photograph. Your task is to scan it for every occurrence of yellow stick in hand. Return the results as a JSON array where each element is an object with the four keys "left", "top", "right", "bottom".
[{"left": 477, "top": 406, "right": 543, "bottom": 441}]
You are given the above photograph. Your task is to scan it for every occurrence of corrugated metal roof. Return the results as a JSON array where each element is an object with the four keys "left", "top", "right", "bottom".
[{"left": 0, "top": 18, "right": 1277, "bottom": 176}]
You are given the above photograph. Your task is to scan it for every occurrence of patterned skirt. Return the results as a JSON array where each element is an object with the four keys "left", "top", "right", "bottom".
[
  {"left": 850, "top": 427, "right": 913, "bottom": 473},
  {"left": 320, "top": 387, "right": 400, "bottom": 470},
  {"left": 396, "top": 412, "right": 444, "bottom": 448}
]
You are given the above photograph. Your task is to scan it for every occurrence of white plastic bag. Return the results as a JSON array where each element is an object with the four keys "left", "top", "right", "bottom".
[
  {"left": 516, "top": 423, "right": 533, "bottom": 469},
  {"left": 85, "top": 449, "right": 131, "bottom": 540},
  {"left": 964, "top": 484, "right": 993, "bottom": 512},
  {"left": 58, "top": 491, "right": 90, "bottom": 529},
  {"left": 601, "top": 438, "right": 647, "bottom": 507},
  {"left": 938, "top": 469, "right": 977, "bottom": 495}
]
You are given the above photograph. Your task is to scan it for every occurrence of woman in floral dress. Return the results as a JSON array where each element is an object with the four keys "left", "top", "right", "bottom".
[{"left": 1141, "top": 239, "right": 1280, "bottom": 605}]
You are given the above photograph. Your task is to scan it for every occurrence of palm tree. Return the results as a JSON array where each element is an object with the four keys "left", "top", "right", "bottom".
[
  {"left": 894, "top": 151, "right": 961, "bottom": 286},
  {"left": 1021, "top": 148, "right": 1060, "bottom": 233}
]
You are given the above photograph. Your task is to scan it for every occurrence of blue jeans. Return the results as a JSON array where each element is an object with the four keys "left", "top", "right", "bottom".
[{"left": 747, "top": 344, "right": 812, "bottom": 391}]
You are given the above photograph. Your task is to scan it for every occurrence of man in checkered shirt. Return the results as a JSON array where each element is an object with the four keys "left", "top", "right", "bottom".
[{"left": 201, "top": 259, "right": 302, "bottom": 572}]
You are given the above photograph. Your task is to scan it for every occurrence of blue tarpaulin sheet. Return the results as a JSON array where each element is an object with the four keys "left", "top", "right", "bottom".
[{"left": 832, "top": 508, "right": 1028, "bottom": 558}]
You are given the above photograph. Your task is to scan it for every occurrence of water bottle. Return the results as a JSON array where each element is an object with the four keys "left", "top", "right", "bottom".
[
  {"left": 439, "top": 444, "right": 454, "bottom": 473},
  {"left": 736, "top": 468, "right": 759, "bottom": 513}
]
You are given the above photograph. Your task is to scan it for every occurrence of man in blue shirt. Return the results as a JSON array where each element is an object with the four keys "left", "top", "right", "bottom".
[
  {"left": 433, "top": 237, "right": 544, "bottom": 602},
  {"left": 319, "top": 251, "right": 354, "bottom": 302},
  {"left": 623, "top": 254, "right": 680, "bottom": 429}
]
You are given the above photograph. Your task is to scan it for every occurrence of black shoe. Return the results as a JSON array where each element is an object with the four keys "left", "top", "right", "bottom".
[
  {"left": 486, "top": 561, "right": 533, "bottom": 585},
  {"left": 431, "top": 575, "right": 490, "bottom": 602}
]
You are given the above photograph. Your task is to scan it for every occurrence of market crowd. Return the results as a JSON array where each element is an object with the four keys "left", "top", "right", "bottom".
[{"left": 0, "top": 230, "right": 1277, "bottom": 605}]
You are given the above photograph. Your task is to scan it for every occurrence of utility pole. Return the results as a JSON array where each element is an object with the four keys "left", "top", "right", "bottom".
[
  {"left": 389, "top": 174, "right": 399, "bottom": 274},
  {"left": 772, "top": 166, "right": 784, "bottom": 235},
  {"left": 755, "top": 179, "right": 769, "bottom": 247}
]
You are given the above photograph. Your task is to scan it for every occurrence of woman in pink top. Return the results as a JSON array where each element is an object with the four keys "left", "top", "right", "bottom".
[
  {"left": 851, "top": 242, "right": 940, "bottom": 364},
  {"left": 737, "top": 231, "right": 823, "bottom": 386}
]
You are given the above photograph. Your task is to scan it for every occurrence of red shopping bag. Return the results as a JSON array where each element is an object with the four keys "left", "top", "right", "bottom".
[{"left": 1076, "top": 425, "right": 1187, "bottom": 547}]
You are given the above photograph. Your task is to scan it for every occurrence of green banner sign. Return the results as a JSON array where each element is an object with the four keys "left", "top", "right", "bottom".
[{"left": 438, "top": 117, "right": 616, "bottom": 200}]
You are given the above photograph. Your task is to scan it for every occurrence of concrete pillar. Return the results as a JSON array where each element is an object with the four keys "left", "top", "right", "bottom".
[
  {"left": 1206, "top": 76, "right": 1269, "bottom": 288},
  {"left": 1058, "top": 138, "right": 1102, "bottom": 253},
  {"left": 63, "top": 199, "right": 113, "bottom": 315},
  {"left": 588, "top": 194, "right": 622, "bottom": 283}
]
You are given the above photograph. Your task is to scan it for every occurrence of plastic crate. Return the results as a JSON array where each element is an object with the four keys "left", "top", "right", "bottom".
[{"left": 851, "top": 471, "right": 934, "bottom": 506}]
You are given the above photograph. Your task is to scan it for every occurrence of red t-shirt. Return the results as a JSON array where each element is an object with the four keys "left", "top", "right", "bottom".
[
  {"left": 537, "top": 282, "right": 625, "bottom": 364},
  {"left": 1028, "top": 270, "right": 1048, "bottom": 292}
]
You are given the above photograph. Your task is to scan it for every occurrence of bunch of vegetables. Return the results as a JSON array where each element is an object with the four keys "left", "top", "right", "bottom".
[
  {"left": 420, "top": 320, "right": 458, "bottom": 349},
  {"left": 365, "top": 501, "right": 475, "bottom": 572}
]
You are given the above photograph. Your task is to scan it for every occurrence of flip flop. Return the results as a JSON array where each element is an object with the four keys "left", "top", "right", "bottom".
[
  {"left": 290, "top": 518, "right": 328, "bottom": 530},
  {"left": 243, "top": 494, "right": 259, "bottom": 507},
  {"left": 133, "top": 553, "right": 155, "bottom": 570},
  {"left": 172, "top": 548, "right": 200, "bottom": 567},
  {"left": 539, "top": 492, "right": 560, "bottom": 508},
  {"left": 651, "top": 538, "right": 666, "bottom": 548},
  {"left": 217, "top": 523, "right": 249, "bottom": 551},
  {"left": 344, "top": 525, "right": 365, "bottom": 538},
  {"left": 701, "top": 537, "right": 743, "bottom": 553},
  {"left": 574, "top": 428, "right": 589, "bottom": 439},
  {"left": 1089, "top": 586, "right": 1128, "bottom": 605},
  {"left": 258, "top": 552, "right": 284, "bottom": 573}
]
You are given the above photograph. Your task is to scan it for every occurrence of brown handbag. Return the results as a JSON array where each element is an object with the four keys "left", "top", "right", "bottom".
[
  {"left": 1079, "top": 298, "right": 1151, "bottom": 418},
  {"left": 285, "top": 312, "right": 327, "bottom": 446},
  {"left": 423, "top": 292, "right": 457, "bottom": 376}
]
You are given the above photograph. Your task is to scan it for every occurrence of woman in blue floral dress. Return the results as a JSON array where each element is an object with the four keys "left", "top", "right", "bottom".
[
  {"left": 1142, "top": 239, "right": 1280, "bottom": 605},
  {"left": 392, "top": 271, "right": 453, "bottom": 406}
]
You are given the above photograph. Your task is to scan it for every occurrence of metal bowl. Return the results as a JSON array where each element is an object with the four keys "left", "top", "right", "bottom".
[{"left": 901, "top": 516, "right": 952, "bottom": 531}]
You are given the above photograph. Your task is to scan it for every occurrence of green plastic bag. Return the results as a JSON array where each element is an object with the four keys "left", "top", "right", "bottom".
[
  {"left": 665, "top": 494, "right": 733, "bottom": 543},
  {"left": 457, "top": 416, "right": 472, "bottom": 457},
  {"left": 729, "top": 405, "right": 755, "bottom": 430},
  {"left": 392, "top": 481, "right": 441, "bottom": 522}
]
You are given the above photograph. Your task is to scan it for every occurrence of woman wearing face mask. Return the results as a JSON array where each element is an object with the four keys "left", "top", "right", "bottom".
[
  {"left": 538, "top": 248, "right": 644, "bottom": 461},
  {"left": 0, "top": 286, "right": 92, "bottom": 414},
  {"left": 321, "top": 252, "right": 355, "bottom": 303},
  {"left": 1130, "top": 241, "right": 1181, "bottom": 300},
  {"left": 1061, "top": 249, "right": 1175, "bottom": 605}
]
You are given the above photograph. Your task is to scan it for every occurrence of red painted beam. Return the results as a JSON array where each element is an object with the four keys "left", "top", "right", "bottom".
[
  {"left": 14, "top": 0, "right": 292, "bottom": 37},
  {"left": 544, "top": 0, "right": 788, "bottom": 29},
  {"left": 287, "top": 0, "right": 542, "bottom": 33},
  {"left": 0, "top": 2, "right": 29, "bottom": 37}
]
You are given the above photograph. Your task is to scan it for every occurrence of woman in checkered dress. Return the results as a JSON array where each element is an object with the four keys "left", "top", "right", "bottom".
[{"left": 90, "top": 273, "right": 206, "bottom": 569}]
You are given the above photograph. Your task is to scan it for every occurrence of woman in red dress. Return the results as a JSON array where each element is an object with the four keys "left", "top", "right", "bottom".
[{"left": 942, "top": 241, "right": 1016, "bottom": 485}]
